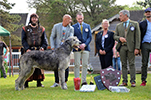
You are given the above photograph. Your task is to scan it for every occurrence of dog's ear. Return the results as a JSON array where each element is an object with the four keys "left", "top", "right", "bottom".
[{"left": 65, "top": 39, "right": 70, "bottom": 42}]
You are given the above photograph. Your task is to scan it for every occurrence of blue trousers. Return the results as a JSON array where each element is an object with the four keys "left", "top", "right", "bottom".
[{"left": 112, "top": 57, "right": 121, "bottom": 71}]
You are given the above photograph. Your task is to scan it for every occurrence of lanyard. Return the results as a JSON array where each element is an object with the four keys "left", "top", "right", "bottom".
[{"left": 62, "top": 30, "right": 65, "bottom": 40}]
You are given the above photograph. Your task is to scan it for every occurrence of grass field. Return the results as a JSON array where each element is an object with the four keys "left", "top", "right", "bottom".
[{"left": 0, "top": 72, "right": 151, "bottom": 100}]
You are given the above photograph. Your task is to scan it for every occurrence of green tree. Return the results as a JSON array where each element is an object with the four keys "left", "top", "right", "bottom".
[
  {"left": 137, "top": 0, "right": 151, "bottom": 8},
  {"left": 33, "top": 0, "right": 123, "bottom": 28},
  {"left": 0, "top": 0, "right": 22, "bottom": 45},
  {"left": 124, "top": 2, "right": 144, "bottom": 10},
  {"left": 75, "top": 0, "right": 123, "bottom": 27},
  {"left": 0, "top": 0, "right": 21, "bottom": 33}
]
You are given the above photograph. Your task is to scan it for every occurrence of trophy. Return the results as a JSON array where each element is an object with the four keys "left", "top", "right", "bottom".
[
  {"left": 87, "top": 63, "right": 93, "bottom": 74},
  {"left": 87, "top": 63, "right": 94, "bottom": 85}
]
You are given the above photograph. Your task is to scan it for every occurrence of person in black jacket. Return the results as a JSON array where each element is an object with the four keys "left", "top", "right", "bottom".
[
  {"left": 139, "top": 7, "right": 151, "bottom": 86},
  {"left": 21, "top": 13, "right": 48, "bottom": 88},
  {"left": 95, "top": 19, "right": 115, "bottom": 69}
]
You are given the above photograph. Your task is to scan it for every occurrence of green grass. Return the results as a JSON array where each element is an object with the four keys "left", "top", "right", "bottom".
[{"left": 0, "top": 73, "right": 151, "bottom": 100}]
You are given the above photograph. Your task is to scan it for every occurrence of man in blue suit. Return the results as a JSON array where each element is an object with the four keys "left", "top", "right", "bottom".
[{"left": 72, "top": 12, "right": 92, "bottom": 86}]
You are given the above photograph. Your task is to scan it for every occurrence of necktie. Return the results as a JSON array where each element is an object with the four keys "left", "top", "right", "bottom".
[
  {"left": 80, "top": 24, "right": 83, "bottom": 34},
  {"left": 124, "top": 22, "right": 127, "bottom": 29},
  {"left": 124, "top": 22, "right": 127, "bottom": 39}
]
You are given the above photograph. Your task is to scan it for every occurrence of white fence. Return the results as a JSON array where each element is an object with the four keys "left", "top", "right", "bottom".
[{"left": 9, "top": 52, "right": 21, "bottom": 68}]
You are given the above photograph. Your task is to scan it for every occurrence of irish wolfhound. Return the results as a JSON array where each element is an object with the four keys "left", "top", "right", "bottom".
[{"left": 15, "top": 36, "right": 81, "bottom": 90}]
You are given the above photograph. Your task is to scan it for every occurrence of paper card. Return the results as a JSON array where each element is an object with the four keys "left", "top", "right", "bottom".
[{"left": 80, "top": 85, "right": 96, "bottom": 92}]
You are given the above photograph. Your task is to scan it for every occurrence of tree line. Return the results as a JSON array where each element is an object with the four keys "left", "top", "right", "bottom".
[{"left": 0, "top": 0, "right": 151, "bottom": 45}]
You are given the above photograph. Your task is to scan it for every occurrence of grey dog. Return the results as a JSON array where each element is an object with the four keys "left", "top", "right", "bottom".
[{"left": 15, "top": 36, "right": 81, "bottom": 90}]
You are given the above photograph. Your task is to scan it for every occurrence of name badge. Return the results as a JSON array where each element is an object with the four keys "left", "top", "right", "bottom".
[{"left": 105, "top": 34, "right": 108, "bottom": 38}]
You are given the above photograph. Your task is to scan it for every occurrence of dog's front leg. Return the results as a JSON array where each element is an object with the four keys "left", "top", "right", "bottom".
[{"left": 58, "top": 69, "right": 67, "bottom": 90}]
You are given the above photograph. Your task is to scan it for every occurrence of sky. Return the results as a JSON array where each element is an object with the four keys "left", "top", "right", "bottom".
[
  {"left": 115, "top": 0, "right": 143, "bottom": 6},
  {"left": 8, "top": 0, "right": 30, "bottom": 13},
  {"left": 8, "top": 0, "right": 143, "bottom": 13}
]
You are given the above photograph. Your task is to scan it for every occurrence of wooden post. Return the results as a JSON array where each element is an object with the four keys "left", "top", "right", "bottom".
[{"left": 9, "top": 36, "right": 13, "bottom": 76}]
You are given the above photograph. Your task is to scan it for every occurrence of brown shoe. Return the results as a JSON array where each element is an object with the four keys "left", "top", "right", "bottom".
[
  {"left": 131, "top": 82, "right": 136, "bottom": 87},
  {"left": 119, "top": 82, "right": 127, "bottom": 86}
]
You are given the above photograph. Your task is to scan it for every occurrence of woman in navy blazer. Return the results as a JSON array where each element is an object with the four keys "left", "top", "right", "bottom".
[{"left": 95, "top": 19, "right": 115, "bottom": 69}]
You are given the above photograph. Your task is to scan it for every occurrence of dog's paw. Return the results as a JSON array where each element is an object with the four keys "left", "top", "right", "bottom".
[
  {"left": 62, "top": 86, "right": 68, "bottom": 90},
  {"left": 15, "top": 87, "right": 20, "bottom": 91},
  {"left": 15, "top": 87, "right": 18, "bottom": 91},
  {"left": 21, "top": 86, "right": 24, "bottom": 90}
]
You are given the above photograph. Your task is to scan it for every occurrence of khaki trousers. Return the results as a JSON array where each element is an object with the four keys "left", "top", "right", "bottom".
[
  {"left": 74, "top": 51, "right": 89, "bottom": 83},
  {"left": 119, "top": 45, "right": 136, "bottom": 83}
]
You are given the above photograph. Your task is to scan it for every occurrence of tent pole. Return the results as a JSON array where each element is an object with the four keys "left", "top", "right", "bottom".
[{"left": 9, "top": 36, "right": 13, "bottom": 76}]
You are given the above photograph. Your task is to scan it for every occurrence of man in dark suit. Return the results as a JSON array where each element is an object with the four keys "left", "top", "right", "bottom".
[
  {"left": 139, "top": 7, "right": 151, "bottom": 86},
  {"left": 114, "top": 10, "right": 140, "bottom": 87},
  {"left": 72, "top": 12, "right": 92, "bottom": 86}
]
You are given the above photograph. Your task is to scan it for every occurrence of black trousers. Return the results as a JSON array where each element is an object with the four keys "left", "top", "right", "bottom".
[
  {"left": 99, "top": 53, "right": 112, "bottom": 69},
  {"left": 54, "top": 67, "right": 69, "bottom": 83}
]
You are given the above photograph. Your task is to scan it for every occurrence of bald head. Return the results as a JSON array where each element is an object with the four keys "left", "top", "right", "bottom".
[
  {"left": 62, "top": 14, "right": 72, "bottom": 27},
  {"left": 63, "top": 14, "right": 71, "bottom": 19}
]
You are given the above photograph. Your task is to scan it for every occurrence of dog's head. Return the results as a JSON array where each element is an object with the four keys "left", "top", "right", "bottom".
[{"left": 65, "top": 36, "right": 81, "bottom": 49}]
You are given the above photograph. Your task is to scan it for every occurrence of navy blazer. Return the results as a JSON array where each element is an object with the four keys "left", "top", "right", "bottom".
[
  {"left": 72, "top": 22, "right": 92, "bottom": 52},
  {"left": 95, "top": 30, "right": 115, "bottom": 54},
  {"left": 139, "top": 19, "right": 147, "bottom": 43}
]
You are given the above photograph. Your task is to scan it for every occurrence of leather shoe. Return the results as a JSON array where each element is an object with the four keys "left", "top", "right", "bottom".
[
  {"left": 4, "top": 76, "right": 7, "bottom": 78},
  {"left": 119, "top": 82, "right": 127, "bottom": 86},
  {"left": 131, "top": 82, "right": 136, "bottom": 87},
  {"left": 140, "top": 81, "right": 146, "bottom": 86},
  {"left": 81, "top": 82, "right": 87, "bottom": 86}
]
